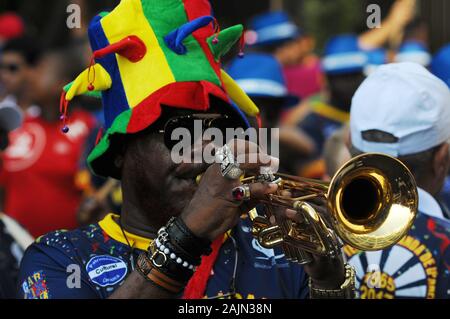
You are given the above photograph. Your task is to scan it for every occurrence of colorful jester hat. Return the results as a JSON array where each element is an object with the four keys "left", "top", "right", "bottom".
[{"left": 61, "top": 0, "right": 260, "bottom": 178}]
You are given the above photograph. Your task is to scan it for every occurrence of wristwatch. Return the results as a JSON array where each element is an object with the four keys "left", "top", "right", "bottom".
[{"left": 308, "top": 263, "right": 356, "bottom": 299}]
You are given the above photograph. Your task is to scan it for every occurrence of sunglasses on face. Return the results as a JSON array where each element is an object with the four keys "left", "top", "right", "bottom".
[
  {"left": 158, "top": 113, "right": 242, "bottom": 150},
  {"left": 0, "top": 63, "right": 21, "bottom": 73}
]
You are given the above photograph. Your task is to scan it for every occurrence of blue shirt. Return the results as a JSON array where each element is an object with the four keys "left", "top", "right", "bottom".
[{"left": 18, "top": 214, "right": 309, "bottom": 299}]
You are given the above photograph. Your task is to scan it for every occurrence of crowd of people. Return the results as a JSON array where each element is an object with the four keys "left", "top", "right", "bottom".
[{"left": 0, "top": 0, "right": 449, "bottom": 299}]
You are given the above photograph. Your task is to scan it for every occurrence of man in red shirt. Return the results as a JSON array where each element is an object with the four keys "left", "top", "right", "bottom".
[{"left": 0, "top": 50, "right": 96, "bottom": 237}]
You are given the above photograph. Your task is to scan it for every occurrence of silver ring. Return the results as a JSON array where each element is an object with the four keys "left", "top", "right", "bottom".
[
  {"left": 216, "top": 145, "right": 243, "bottom": 179},
  {"left": 231, "top": 184, "right": 251, "bottom": 202}
]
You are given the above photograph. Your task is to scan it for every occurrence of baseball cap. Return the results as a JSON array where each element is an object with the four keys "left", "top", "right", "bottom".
[
  {"left": 227, "top": 53, "right": 299, "bottom": 108},
  {"left": 364, "top": 48, "right": 387, "bottom": 76},
  {"left": 246, "top": 11, "right": 301, "bottom": 47},
  {"left": 351, "top": 62, "right": 450, "bottom": 156},
  {"left": 395, "top": 41, "right": 431, "bottom": 67},
  {"left": 322, "top": 34, "right": 368, "bottom": 75},
  {"left": 431, "top": 44, "right": 450, "bottom": 88},
  {"left": 0, "top": 99, "right": 22, "bottom": 132}
]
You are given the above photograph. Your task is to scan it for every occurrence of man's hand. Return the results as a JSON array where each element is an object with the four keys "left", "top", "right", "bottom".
[
  {"left": 274, "top": 199, "right": 346, "bottom": 290},
  {"left": 181, "top": 139, "right": 279, "bottom": 241}
]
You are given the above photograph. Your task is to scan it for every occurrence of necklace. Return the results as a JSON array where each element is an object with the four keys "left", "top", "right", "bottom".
[{"left": 119, "top": 218, "right": 135, "bottom": 271}]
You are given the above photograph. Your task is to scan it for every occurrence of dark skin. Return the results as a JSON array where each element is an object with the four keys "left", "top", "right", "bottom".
[
  {"left": 0, "top": 52, "right": 34, "bottom": 110},
  {"left": 413, "top": 143, "right": 450, "bottom": 197},
  {"left": 109, "top": 107, "right": 346, "bottom": 299}
]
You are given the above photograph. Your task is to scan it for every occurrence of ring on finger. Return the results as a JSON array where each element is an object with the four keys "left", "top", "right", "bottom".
[
  {"left": 216, "top": 145, "right": 243, "bottom": 180},
  {"left": 231, "top": 184, "right": 251, "bottom": 202}
]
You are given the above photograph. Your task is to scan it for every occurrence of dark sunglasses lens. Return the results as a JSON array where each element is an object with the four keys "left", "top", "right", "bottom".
[
  {"left": 163, "top": 117, "right": 196, "bottom": 150},
  {"left": 0, "top": 64, "right": 20, "bottom": 73},
  {"left": 163, "top": 115, "right": 243, "bottom": 150},
  {"left": 210, "top": 117, "right": 242, "bottom": 145}
]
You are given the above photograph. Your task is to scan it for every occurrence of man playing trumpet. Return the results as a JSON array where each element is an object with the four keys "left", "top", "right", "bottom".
[{"left": 18, "top": 0, "right": 353, "bottom": 299}]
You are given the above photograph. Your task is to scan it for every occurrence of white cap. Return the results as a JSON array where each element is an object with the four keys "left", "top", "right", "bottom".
[
  {"left": 0, "top": 99, "right": 22, "bottom": 132},
  {"left": 350, "top": 62, "right": 450, "bottom": 156}
]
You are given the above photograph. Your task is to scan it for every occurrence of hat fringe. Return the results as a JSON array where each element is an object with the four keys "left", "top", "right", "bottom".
[
  {"left": 164, "top": 15, "right": 215, "bottom": 55},
  {"left": 207, "top": 25, "right": 244, "bottom": 61}
]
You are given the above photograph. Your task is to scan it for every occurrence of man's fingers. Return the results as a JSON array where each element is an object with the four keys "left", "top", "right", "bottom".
[
  {"left": 247, "top": 182, "right": 278, "bottom": 200},
  {"left": 225, "top": 139, "right": 279, "bottom": 174},
  {"left": 238, "top": 154, "right": 279, "bottom": 173},
  {"left": 271, "top": 207, "right": 298, "bottom": 220},
  {"left": 227, "top": 139, "right": 261, "bottom": 156}
]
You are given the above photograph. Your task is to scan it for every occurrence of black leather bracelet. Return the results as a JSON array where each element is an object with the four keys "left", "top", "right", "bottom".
[
  {"left": 166, "top": 217, "right": 212, "bottom": 257},
  {"left": 148, "top": 242, "right": 194, "bottom": 284},
  {"left": 144, "top": 216, "right": 214, "bottom": 285},
  {"left": 164, "top": 238, "right": 202, "bottom": 266}
]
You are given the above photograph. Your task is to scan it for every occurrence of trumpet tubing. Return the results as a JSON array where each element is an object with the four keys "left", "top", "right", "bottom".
[{"left": 246, "top": 153, "right": 418, "bottom": 264}]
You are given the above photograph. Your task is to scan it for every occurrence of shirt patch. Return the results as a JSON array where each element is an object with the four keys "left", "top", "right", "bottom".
[
  {"left": 251, "top": 239, "right": 288, "bottom": 269},
  {"left": 22, "top": 271, "right": 50, "bottom": 299},
  {"left": 86, "top": 255, "right": 128, "bottom": 287},
  {"left": 346, "top": 234, "right": 443, "bottom": 299}
]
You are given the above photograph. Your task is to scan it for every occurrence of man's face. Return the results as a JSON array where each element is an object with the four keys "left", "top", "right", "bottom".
[
  {"left": 120, "top": 105, "right": 244, "bottom": 227},
  {"left": 0, "top": 52, "right": 29, "bottom": 96},
  {"left": 28, "top": 56, "right": 63, "bottom": 107},
  {"left": 275, "top": 36, "right": 315, "bottom": 66}
]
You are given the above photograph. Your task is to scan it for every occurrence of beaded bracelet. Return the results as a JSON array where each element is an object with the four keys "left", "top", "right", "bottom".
[
  {"left": 166, "top": 217, "right": 212, "bottom": 257},
  {"left": 155, "top": 237, "right": 195, "bottom": 270},
  {"left": 138, "top": 216, "right": 213, "bottom": 291}
]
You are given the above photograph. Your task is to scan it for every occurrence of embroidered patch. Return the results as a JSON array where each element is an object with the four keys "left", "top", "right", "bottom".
[
  {"left": 22, "top": 270, "right": 50, "bottom": 299},
  {"left": 86, "top": 255, "right": 128, "bottom": 287}
]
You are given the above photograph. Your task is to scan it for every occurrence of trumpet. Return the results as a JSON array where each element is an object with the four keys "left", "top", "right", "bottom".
[{"left": 242, "top": 153, "right": 418, "bottom": 265}]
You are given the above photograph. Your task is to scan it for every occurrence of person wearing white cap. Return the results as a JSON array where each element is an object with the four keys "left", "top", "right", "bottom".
[
  {"left": 0, "top": 101, "right": 33, "bottom": 298},
  {"left": 346, "top": 62, "right": 450, "bottom": 299}
]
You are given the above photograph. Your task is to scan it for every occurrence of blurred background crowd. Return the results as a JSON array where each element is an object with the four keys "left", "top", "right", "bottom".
[{"left": 0, "top": 0, "right": 449, "bottom": 298}]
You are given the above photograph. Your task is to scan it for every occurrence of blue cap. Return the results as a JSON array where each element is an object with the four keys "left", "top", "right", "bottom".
[
  {"left": 364, "top": 48, "right": 387, "bottom": 75},
  {"left": 322, "top": 34, "right": 368, "bottom": 75},
  {"left": 227, "top": 53, "right": 299, "bottom": 108},
  {"left": 431, "top": 44, "right": 450, "bottom": 88},
  {"left": 395, "top": 41, "right": 431, "bottom": 67},
  {"left": 246, "top": 11, "right": 300, "bottom": 47}
]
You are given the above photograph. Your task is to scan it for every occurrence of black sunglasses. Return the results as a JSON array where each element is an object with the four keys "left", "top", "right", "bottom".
[
  {"left": 0, "top": 63, "right": 21, "bottom": 73},
  {"left": 158, "top": 113, "right": 242, "bottom": 150}
]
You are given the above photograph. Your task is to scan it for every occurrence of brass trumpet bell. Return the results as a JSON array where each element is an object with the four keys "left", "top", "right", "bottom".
[
  {"left": 328, "top": 153, "right": 418, "bottom": 250},
  {"left": 245, "top": 153, "right": 418, "bottom": 264}
]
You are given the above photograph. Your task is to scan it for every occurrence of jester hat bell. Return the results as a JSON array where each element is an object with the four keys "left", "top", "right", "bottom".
[{"left": 61, "top": 0, "right": 259, "bottom": 178}]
